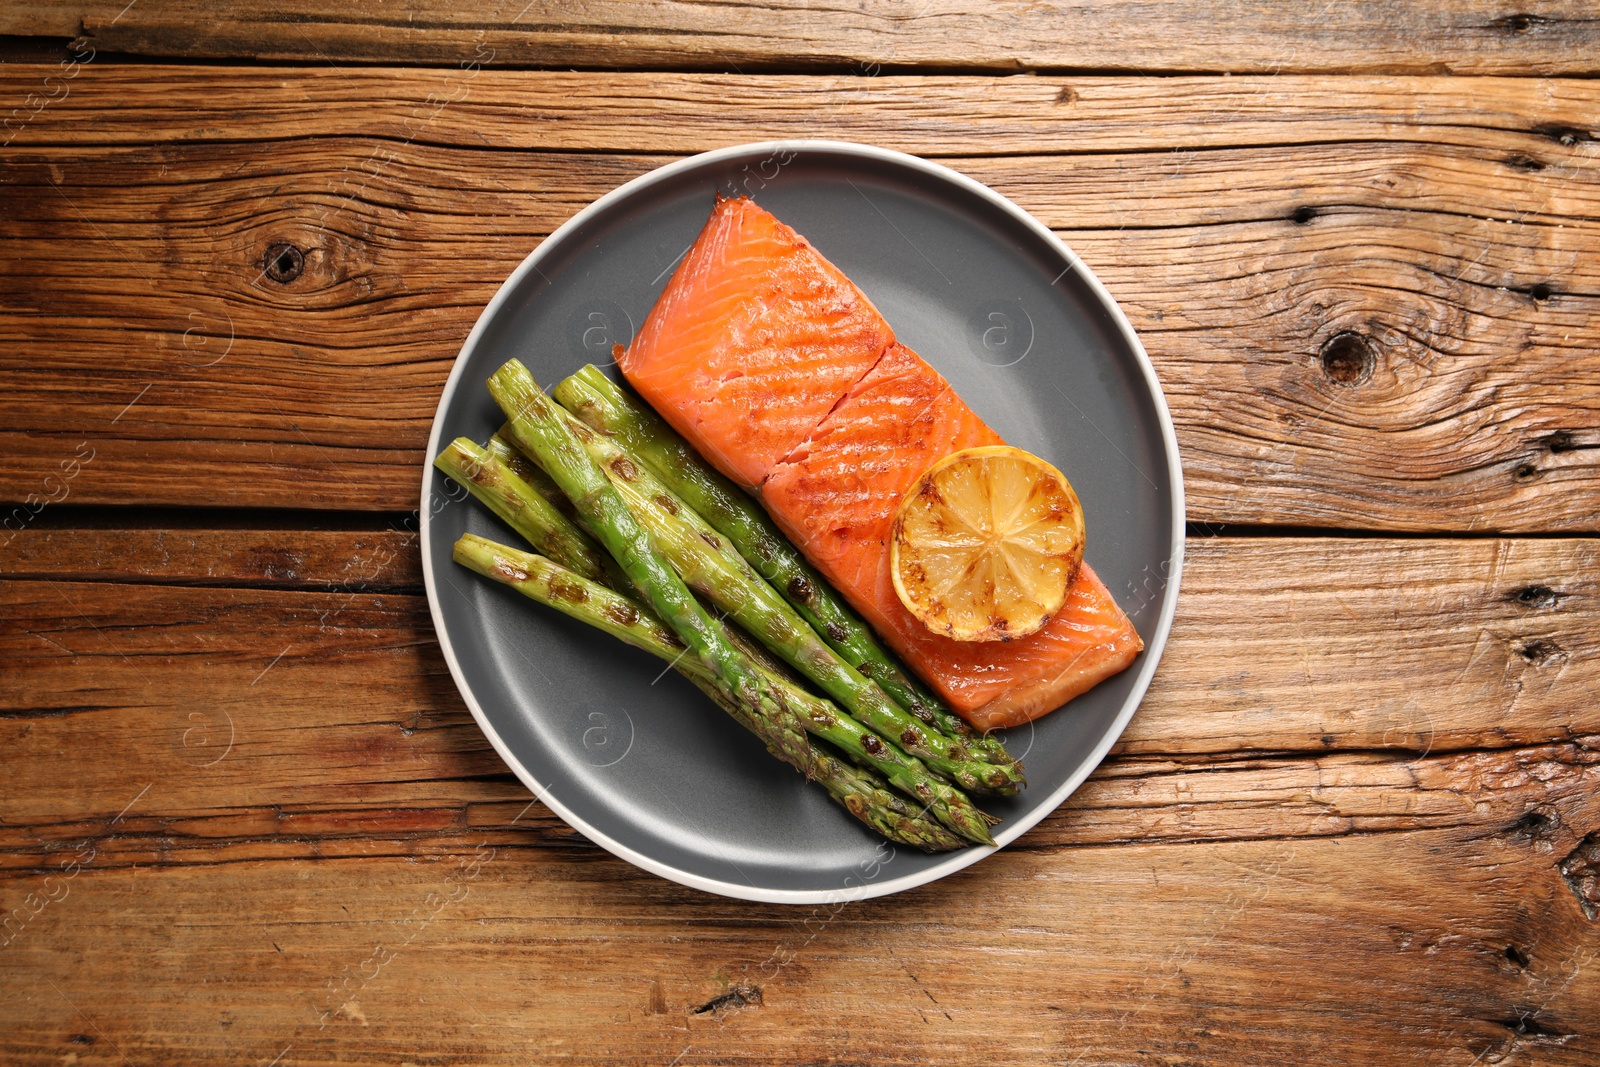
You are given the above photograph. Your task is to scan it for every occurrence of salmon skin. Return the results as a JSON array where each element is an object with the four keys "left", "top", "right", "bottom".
[{"left": 619, "top": 195, "right": 1142, "bottom": 729}]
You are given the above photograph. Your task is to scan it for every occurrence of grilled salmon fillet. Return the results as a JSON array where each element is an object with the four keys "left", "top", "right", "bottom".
[{"left": 620, "top": 195, "right": 1143, "bottom": 728}]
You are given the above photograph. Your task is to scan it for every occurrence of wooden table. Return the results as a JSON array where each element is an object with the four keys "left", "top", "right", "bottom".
[{"left": 3, "top": 5, "right": 1598, "bottom": 1063}]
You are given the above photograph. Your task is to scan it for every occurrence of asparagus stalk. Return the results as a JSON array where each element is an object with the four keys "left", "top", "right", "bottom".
[
  {"left": 554, "top": 365, "right": 1018, "bottom": 768},
  {"left": 507, "top": 393, "right": 1022, "bottom": 797},
  {"left": 486, "top": 407, "right": 1000, "bottom": 842},
  {"left": 453, "top": 534, "right": 968, "bottom": 852},
  {"left": 468, "top": 431, "right": 999, "bottom": 831},
  {"left": 433, "top": 437, "right": 623, "bottom": 588},
  {"left": 486, "top": 359, "right": 820, "bottom": 780}
]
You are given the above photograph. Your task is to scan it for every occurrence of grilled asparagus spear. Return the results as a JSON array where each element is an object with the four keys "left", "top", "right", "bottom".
[{"left": 453, "top": 534, "right": 968, "bottom": 852}]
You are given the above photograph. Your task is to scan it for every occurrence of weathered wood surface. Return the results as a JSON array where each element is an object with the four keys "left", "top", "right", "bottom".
[
  {"left": 5, "top": 0, "right": 1600, "bottom": 75},
  {"left": 7, "top": 68, "right": 1600, "bottom": 152},
  {"left": 3, "top": 69, "right": 1598, "bottom": 529},
  {"left": 3, "top": 34, "right": 1599, "bottom": 1063},
  {"left": 2, "top": 530, "right": 1597, "bottom": 1063},
  {"left": 1, "top": 525, "right": 422, "bottom": 589},
  {"left": 0, "top": 831, "right": 1595, "bottom": 1065}
]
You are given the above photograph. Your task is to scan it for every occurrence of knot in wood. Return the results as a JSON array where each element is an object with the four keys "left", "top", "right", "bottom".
[
  {"left": 1513, "top": 585, "right": 1557, "bottom": 608},
  {"left": 1318, "top": 332, "right": 1374, "bottom": 385},
  {"left": 264, "top": 243, "right": 304, "bottom": 283}
]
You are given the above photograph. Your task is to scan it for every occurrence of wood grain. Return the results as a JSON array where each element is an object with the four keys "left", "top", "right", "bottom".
[
  {"left": 7, "top": 68, "right": 1600, "bottom": 154},
  {"left": 1, "top": 740, "right": 1595, "bottom": 870},
  {"left": 3, "top": 529, "right": 1596, "bottom": 816},
  {"left": 2, "top": 528, "right": 1597, "bottom": 1064},
  {"left": 4, "top": 0, "right": 1600, "bottom": 75},
  {"left": 1, "top": 526, "right": 421, "bottom": 589},
  {"left": 2, "top": 69, "right": 1598, "bottom": 530},
  {"left": 1, "top": 829, "right": 1596, "bottom": 1065}
]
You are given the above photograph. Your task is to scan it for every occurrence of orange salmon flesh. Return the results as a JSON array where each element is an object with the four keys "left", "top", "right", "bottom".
[{"left": 619, "top": 195, "right": 1143, "bottom": 729}]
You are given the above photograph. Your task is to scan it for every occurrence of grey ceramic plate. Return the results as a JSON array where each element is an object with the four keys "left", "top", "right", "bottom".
[{"left": 421, "top": 141, "right": 1184, "bottom": 903}]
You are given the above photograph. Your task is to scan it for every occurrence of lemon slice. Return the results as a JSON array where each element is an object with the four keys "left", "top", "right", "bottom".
[{"left": 890, "top": 445, "right": 1085, "bottom": 642}]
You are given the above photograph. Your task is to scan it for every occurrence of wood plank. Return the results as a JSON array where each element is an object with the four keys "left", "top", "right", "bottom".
[
  {"left": 1137, "top": 536, "right": 1599, "bottom": 758},
  {"left": 0, "top": 829, "right": 1594, "bottom": 1063},
  {"left": 4, "top": 0, "right": 1600, "bottom": 75},
  {"left": 2, "top": 531, "right": 1595, "bottom": 819},
  {"left": 1, "top": 741, "right": 1595, "bottom": 870},
  {"left": 3, "top": 70, "right": 1598, "bottom": 529},
  {"left": 6, "top": 68, "right": 1599, "bottom": 159},
  {"left": 1, "top": 526, "right": 420, "bottom": 589}
]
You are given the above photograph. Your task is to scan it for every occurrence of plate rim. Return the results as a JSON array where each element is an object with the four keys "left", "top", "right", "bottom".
[{"left": 420, "top": 139, "right": 1186, "bottom": 904}]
